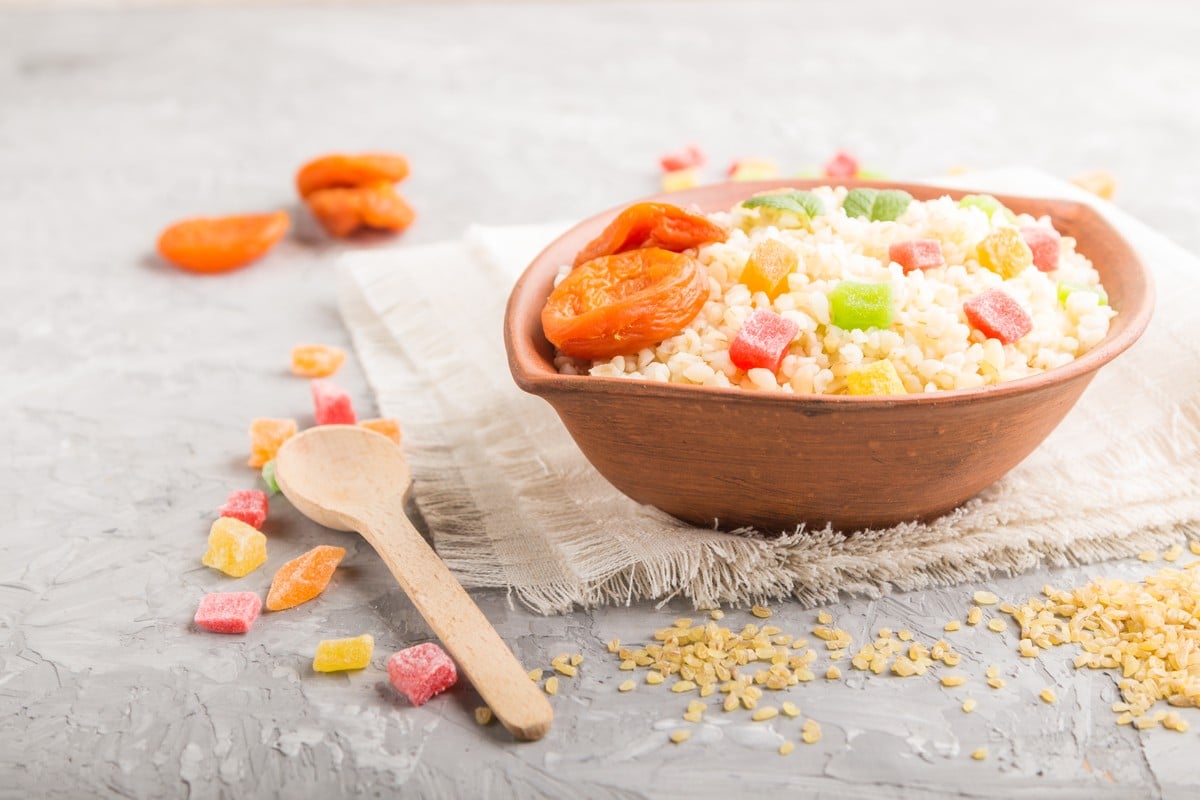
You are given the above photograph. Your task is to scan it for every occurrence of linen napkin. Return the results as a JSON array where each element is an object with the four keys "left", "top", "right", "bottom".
[{"left": 337, "top": 168, "right": 1200, "bottom": 614}]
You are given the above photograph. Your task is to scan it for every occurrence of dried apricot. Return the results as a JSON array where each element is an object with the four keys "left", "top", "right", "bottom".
[
  {"left": 573, "top": 202, "right": 727, "bottom": 268},
  {"left": 542, "top": 248, "right": 710, "bottom": 359},
  {"left": 306, "top": 182, "right": 415, "bottom": 238},
  {"left": 157, "top": 211, "right": 290, "bottom": 274},
  {"left": 296, "top": 153, "right": 410, "bottom": 197}
]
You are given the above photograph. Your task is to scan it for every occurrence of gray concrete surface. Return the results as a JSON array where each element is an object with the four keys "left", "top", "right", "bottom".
[{"left": 2, "top": 3, "right": 1199, "bottom": 798}]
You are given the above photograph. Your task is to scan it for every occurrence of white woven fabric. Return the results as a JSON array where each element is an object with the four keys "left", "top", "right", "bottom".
[{"left": 337, "top": 168, "right": 1200, "bottom": 614}]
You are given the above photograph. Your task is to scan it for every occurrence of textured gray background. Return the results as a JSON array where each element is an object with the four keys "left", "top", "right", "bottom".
[{"left": 2, "top": 2, "right": 1199, "bottom": 798}]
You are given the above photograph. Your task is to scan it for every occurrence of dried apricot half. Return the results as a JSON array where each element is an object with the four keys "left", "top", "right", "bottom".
[
  {"left": 306, "top": 182, "right": 416, "bottom": 238},
  {"left": 573, "top": 202, "right": 727, "bottom": 267},
  {"left": 157, "top": 210, "right": 290, "bottom": 274},
  {"left": 296, "top": 153, "right": 410, "bottom": 198},
  {"left": 542, "top": 248, "right": 710, "bottom": 360}
]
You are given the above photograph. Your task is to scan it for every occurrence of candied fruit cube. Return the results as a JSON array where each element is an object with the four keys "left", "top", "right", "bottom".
[
  {"left": 729, "top": 309, "right": 799, "bottom": 373},
  {"left": 963, "top": 288, "right": 1033, "bottom": 345},
  {"left": 388, "top": 642, "right": 458, "bottom": 706},
  {"left": 311, "top": 380, "right": 356, "bottom": 425},
  {"left": 741, "top": 239, "right": 798, "bottom": 299},
  {"left": 1019, "top": 226, "right": 1061, "bottom": 272},
  {"left": 248, "top": 418, "right": 297, "bottom": 469},
  {"left": 1057, "top": 281, "right": 1108, "bottom": 307},
  {"left": 218, "top": 489, "right": 269, "bottom": 530},
  {"left": 659, "top": 144, "right": 706, "bottom": 173},
  {"left": 889, "top": 239, "right": 945, "bottom": 273},
  {"left": 359, "top": 417, "right": 402, "bottom": 445},
  {"left": 830, "top": 281, "right": 893, "bottom": 331},
  {"left": 661, "top": 168, "right": 699, "bottom": 193},
  {"left": 266, "top": 544, "right": 346, "bottom": 611},
  {"left": 728, "top": 158, "right": 779, "bottom": 181},
  {"left": 1070, "top": 169, "right": 1116, "bottom": 200},
  {"left": 194, "top": 591, "right": 262, "bottom": 634},
  {"left": 291, "top": 344, "right": 346, "bottom": 378},
  {"left": 976, "top": 227, "right": 1033, "bottom": 278},
  {"left": 822, "top": 150, "right": 859, "bottom": 179},
  {"left": 261, "top": 460, "right": 280, "bottom": 495},
  {"left": 847, "top": 360, "right": 907, "bottom": 396},
  {"left": 202, "top": 517, "right": 268, "bottom": 578},
  {"left": 313, "top": 634, "right": 374, "bottom": 672}
]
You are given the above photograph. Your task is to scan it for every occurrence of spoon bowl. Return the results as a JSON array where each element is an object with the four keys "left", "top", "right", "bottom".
[{"left": 275, "top": 425, "right": 553, "bottom": 741}]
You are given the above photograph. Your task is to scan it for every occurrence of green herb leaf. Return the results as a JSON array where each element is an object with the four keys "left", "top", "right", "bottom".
[
  {"left": 742, "top": 190, "right": 826, "bottom": 218},
  {"left": 842, "top": 188, "right": 877, "bottom": 220},
  {"left": 842, "top": 188, "right": 913, "bottom": 222},
  {"left": 959, "top": 194, "right": 1017, "bottom": 223}
]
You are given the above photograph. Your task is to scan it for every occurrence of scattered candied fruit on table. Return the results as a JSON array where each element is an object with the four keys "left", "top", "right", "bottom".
[
  {"left": 573, "top": 202, "right": 727, "bottom": 267},
  {"left": 740, "top": 239, "right": 798, "bottom": 298},
  {"left": 661, "top": 168, "right": 700, "bottom": 193},
  {"left": 388, "top": 642, "right": 458, "bottom": 706},
  {"left": 313, "top": 634, "right": 375, "bottom": 672},
  {"left": 829, "top": 281, "right": 894, "bottom": 331},
  {"left": 847, "top": 359, "right": 907, "bottom": 396},
  {"left": 727, "top": 158, "right": 779, "bottom": 181},
  {"left": 889, "top": 239, "right": 946, "bottom": 273},
  {"left": 202, "top": 517, "right": 268, "bottom": 578},
  {"left": 822, "top": 150, "right": 860, "bottom": 179},
  {"left": 194, "top": 591, "right": 262, "bottom": 634},
  {"left": 1070, "top": 169, "right": 1117, "bottom": 200},
  {"left": 976, "top": 227, "right": 1034, "bottom": 278},
  {"left": 260, "top": 460, "right": 280, "bottom": 495},
  {"left": 266, "top": 544, "right": 347, "bottom": 611},
  {"left": 729, "top": 309, "right": 799, "bottom": 373},
  {"left": 291, "top": 344, "right": 346, "bottom": 378},
  {"left": 1018, "top": 226, "right": 1061, "bottom": 272},
  {"left": 248, "top": 418, "right": 298, "bottom": 468},
  {"left": 543, "top": 248, "right": 710, "bottom": 360},
  {"left": 295, "top": 152, "right": 410, "bottom": 198},
  {"left": 157, "top": 211, "right": 290, "bottom": 274},
  {"left": 306, "top": 181, "right": 416, "bottom": 238},
  {"left": 311, "top": 379, "right": 357, "bottom": 425},
  {"left": 963, "top": 288, "right": 1033, "bottom": 345},
  {"left": 659, "top": 144, "right": 706, "bottom": 173},
  {"left": 218, "top": 489, "right": 269, "bottom": 530},
  {"left": 359, "top": 417, "right": 402, "bottom": 445}
]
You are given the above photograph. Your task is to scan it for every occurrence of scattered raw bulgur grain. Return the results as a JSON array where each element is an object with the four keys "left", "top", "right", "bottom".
[
  {"left": 800, "top": 719, "right": 822, "bottom": 744},
  {"left": 674, "top": 618, "right": 693, "bottom": 629},
  {"left": 941, "top": 675, "right": 967, "bottom": 687},
  {"left": 817, "top": 610, "right": 833, "bottom": 625},
  {"left": 554, "top": 663, "right": 578, "bottom": 678},
  {"left": 782, "top": 701, "right": 800, "bottom": 718},
  {"left": 545, "top": 677, "right": 559, "bottom": 696},
  {"left": 962, "top": 698, "right": 977, "bottom": 713},
  {"left": 998, "top": 602, "right": 1017, "bottom": 615},
  {"left": 1018, "top": 639, "right": 1039, "bottom": 658},
  {"left": 897, "top": 629, "right": 913, "bottom": 642},
  {"left": 987, "top": 677, "right": 1006, "bottom": 690},
  {"left": 944, "top": 620, "right": 961, "bottom": 632},
  {"left": 779, "top": 741, "right": 795, "bottom": 756},
  {"left": 700, "top": 683, "right": 715, "bottom": 697},
  {"left": 987, "top": 619, "right": 1007, "bottom": 633},
  {"left": 619, "top": 659, "right": 636, "bottom": 671},
  {"left": 671, "top": 680, "right": 697, "bottom": 693},
  {"left": 570, "top": 654, "right": 583, "bottom": 667},
  {"left": 826, "top": 666, "right": 842, "bottom": 680},
  {"left": 683, "top": 709, "right": 703, "bottom": 723},
  {"left": 646, "top": 671, "right": 664, "bottom": 685},
  {"left": 751, "top": 707, "right": 779, "bottom": 722},
  {"left": 710, "top": 609, "right": 725, "bottom": 621},
  {"left": 607, "top": 639, "right": 620, "bottom": 654},
  {"left": 1040, "top": 688, "right": 1057, "bottom": 704},
  {"left": 1190, "top": 540, "right": 1200, "bottom": 556},
  {"left": 751, "top": 605, "right": 773, "bottom": 619},
  {"left": 1116, "top": 712, "right": 1134, "bottom": 725},
  {"left": 985, "top": 665, "right": 1000, "bottom": 679},
  {"left": 877, "top": 627, "right": 893, "bottom": 638},
  {"left": 1164, "top": 712, "right": 1189, "bottom": 732},
  {"left": 669, "top": 729, "right": 691, "bottom": 744},
  {"left": 1164, "top": 544, "right": 1183, "bottom": 563},
  {"left": 686, "top": 700, "right": 705, "bottom": 715},
  {"left": 1138, "top": 550, "right": 1158, "bottom": 562},
  {"left": 475, "top": 707, "right": 493, "bottom": 725},
  {"left": 1133, "top": 716, "right": 1157, "bottom": 730},
  {"left": 967, "top": 607, "right": 983, "bottom": 626},
  {"left": 943, "top": 652, "right": 962, "bottom": 667},
  {"left": 973, "top": 590, "right": 999, "bottom": 606},
  {"left": 723, "top": 694, "right": 740, "bottom": 712},
  {"left": 553, "top": 652, "right": 569, "bottom": 664},
  {"left": 618, "top": 680, "right": 635, "bottom": 692},
  {"left": 971, "top": 748, "right": 988, "bottom": 761},
  {"left": 528, "top": 668, "right": 544, "bottom": 682}
]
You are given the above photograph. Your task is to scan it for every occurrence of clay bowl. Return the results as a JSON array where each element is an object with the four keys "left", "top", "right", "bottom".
[{"left": 503, "top": 180, "right": 1154, "bottom": 533}]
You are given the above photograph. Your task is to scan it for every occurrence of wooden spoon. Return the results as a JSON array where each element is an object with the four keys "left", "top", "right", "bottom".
[{"left": 274, "top": 425, "right": 553, "bottom": 741}]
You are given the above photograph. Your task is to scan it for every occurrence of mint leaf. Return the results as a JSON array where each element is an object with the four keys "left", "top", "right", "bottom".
[
  {"left": 843, "top": 188, "right": 913, "bottom": 222},
  {"left": 742, "top": 190, "right": 826, "bottom": 218},
  {"left": 959, "top": 194, "right": 1017, "bottom": 223}
]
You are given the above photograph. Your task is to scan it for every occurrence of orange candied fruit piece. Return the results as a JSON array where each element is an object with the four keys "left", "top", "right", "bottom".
[
  {"left": 572, "top": 202, "right": 727, "bottom": 268},
  {"left": 291, "top": 344, "right": 346, "bottom": 378},
  {"left": 296, "top": 153, "right": 410, "bottom": 198},
  {"left": 306, "top": 182, "right": 415, "bottom": 238},
  {"left": 266, "top": 544, "right": 347, "bottom": 611},
  {"left": 248, "top": 417, "right": 298, "bottom": 468},
  {"left": 543, "top": 248, "right": 711, "bottom": 360},
  {"left": 740, "top": 239, "right": 798, "bottom": 299},
  {"left": 359, "top": 418, "right": 402, "bottom": 445},
  {"left": 157, "top": 211, "right": 290, "bottom": 274}
]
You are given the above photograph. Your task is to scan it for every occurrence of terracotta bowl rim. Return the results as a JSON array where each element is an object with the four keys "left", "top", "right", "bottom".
[{"left": 505, "top": 179, "right": 1155, "bottom": 409}]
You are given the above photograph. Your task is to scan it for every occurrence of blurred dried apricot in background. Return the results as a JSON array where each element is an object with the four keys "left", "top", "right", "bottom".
[
  {"left": 296, "top": 153, "right": 410, "bottom": 197},
  {"left": 306, "top": 182, "right": 416, "bottom": 238},
  {"left": 157, "top": 210, "right": 290, "bottom": 274}
]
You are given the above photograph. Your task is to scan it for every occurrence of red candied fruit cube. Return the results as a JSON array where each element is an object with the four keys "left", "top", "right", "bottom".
[
  {"left": 659, "top": 144, "right": 706, "bottom": 173},
  {"left": 963, "top": 288, "right": 1033, "bottom": 345},
  {"left": 823, "top": 150, "right": 860, "bottom": 179},
  {"left": 888, "top": 239, "right": 946, "bottom": 273},
  {"left": 387, "top": 642, "right": 458, "bottom": 706},
  {"left": 1019, "top": 226, "right": 1061, "bottom": 272},
  {"left": 218, "top": 489, "right": 269, "bottom": 529},
  {"left": 311, "top": 379, "right": 357, "bottom": 425},
  {"left": 194, "top": 591, "right": 262, "bottom": 634},
  {"left": 729, "top": 309, "right": 799, "bottom": 373}
]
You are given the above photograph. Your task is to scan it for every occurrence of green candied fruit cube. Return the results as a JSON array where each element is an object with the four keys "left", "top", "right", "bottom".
[
  {"left": 959, "top": 194, "right": 1017, "bottom": 223},
  {"left": 1057, "top": 281, "right": 1109, "bottom": 306},
  {"left": 261, "top": 459, "right": 280, "bottom": 495},
  {"left": 830, "top": 281, "right": 894, "bottom": 330}
]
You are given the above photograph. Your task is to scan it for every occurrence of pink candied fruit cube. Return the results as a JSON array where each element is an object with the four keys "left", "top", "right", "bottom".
[
  {"left": 387, "top": 642, "right": 458, "bottom": 706},
  {"left": 963, "top": 288, "right": 1033, "bottom": 345},
  {"left": 1019, "top": 226, "right": 1061, "bottom": 272},
  {"left": 194, "top": 591, "right": 262, "bottom": 634},
  {"left": 659, "top": 144, "right": 706, "bottom": 173},
  {"left": 311, "top": 379, "right": 357, "bottom": 425},
  {"left": 889, "top": 239, "right": 946, "bottom": 273},
  {"left": 729, "top": 309, "right": 799, "bottom": 373},
  {"left": 218, "top": 489, "right": 269, "bottom": 529},
  {"left": 823, "top": 150, "right": 860, "bottom": 179}
]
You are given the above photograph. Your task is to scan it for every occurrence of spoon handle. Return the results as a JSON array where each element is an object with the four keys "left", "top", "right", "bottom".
[{"left": 362, "top": 508, "right": 553, "bottom": 741}]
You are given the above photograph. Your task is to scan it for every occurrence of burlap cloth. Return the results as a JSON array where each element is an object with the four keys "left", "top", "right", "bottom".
[{"left": 337, "top": 168, "right": 1200, "bottom": 614}]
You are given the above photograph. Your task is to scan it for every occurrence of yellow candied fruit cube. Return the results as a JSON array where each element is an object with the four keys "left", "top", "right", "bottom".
[
  {"left": 976, "top": 227, "right": 1032, "bottom": 278},
  {"left": 359, "top": 418, "right": 402, "bottom": 445},
  {"left": 741, "top": 239, "right": 798, "bottom": 299},
  {"left": 661, "top": 167, "right": 699, "bottom": 194},
  {"left": 846, "top": 359, "right": 907, "bottom": 396},
  {"left": 312, "top": 634, "right": 373, "bottom": 672},
  {"left": 1069, "top": 169, "right": 1116, "bottom": 201},
  {"left": 730, "top": 158, "right": 779, "bottom": 181},
  {"left": 202, "top": 517, "right": 267, "bottom": 577},
  {"left": 290, "top": 344, "right": 346, "bottom": 378},
  {"left": 248, "top": 417, "right": 298, "bottom": 468}
]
